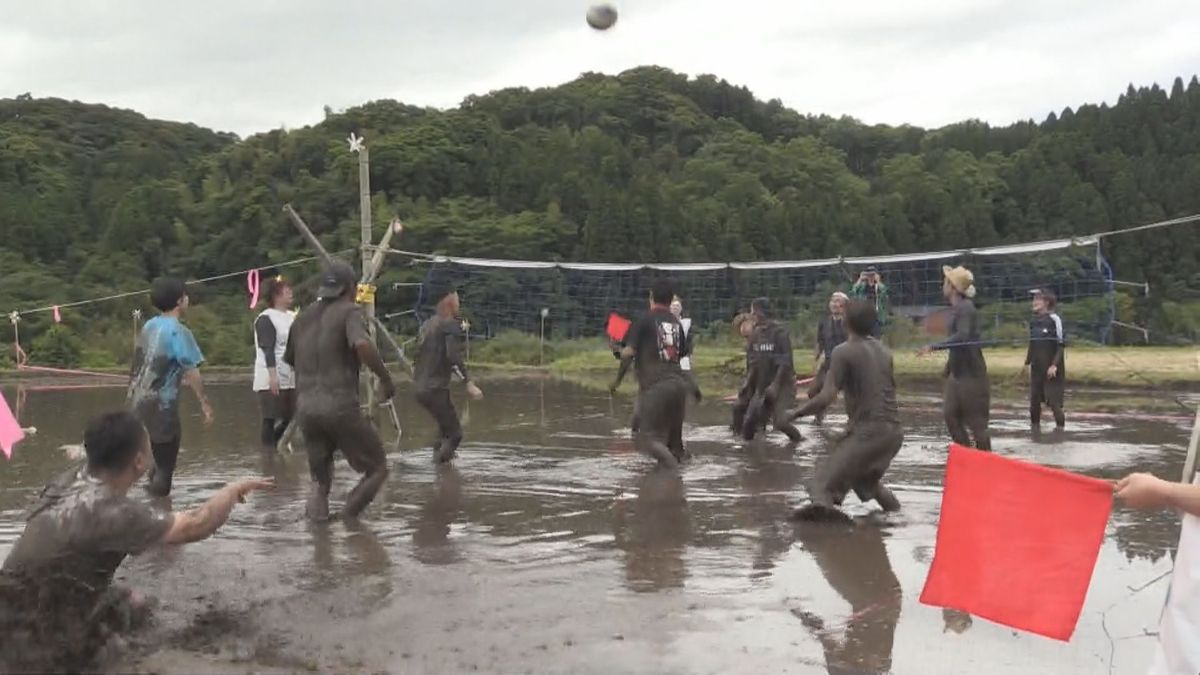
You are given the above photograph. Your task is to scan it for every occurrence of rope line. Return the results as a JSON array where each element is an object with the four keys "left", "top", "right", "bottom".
[{"left": 10, "top": 250, "right": 353, "bottom": 318}]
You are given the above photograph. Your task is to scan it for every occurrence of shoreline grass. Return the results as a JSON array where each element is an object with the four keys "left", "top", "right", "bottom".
[{"left": 3, "top": 345, "right": 1196, "bottom": 391}]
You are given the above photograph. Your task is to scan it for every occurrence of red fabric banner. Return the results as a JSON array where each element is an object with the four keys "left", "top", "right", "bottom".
[{"left": 920, "top": 444, "right": 1113, "bottom": 641}]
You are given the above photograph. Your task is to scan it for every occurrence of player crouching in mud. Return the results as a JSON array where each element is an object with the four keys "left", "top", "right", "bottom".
[
  {"left": 740, "top": 298, "right": 802, "bottom": 443},
  {"left": 788, "top": 300, "right": 903, "bottom": 519},
  {"left": 0, "top": 411, "right": 271, "bottom": 673}
]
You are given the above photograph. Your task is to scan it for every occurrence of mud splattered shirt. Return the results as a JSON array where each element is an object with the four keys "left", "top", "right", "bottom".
[
  {"left": 127, "top": 316, "right": 204, "bottom": 443},
  {"left": 626, "top": 307, "right": 688, "bottom": 390},
  {"left": 2, "top": 465, "right": 173, "bottom": 602},
  {"left": 285, "top": 299, "right": 372, "bottom": 416},
  {"left": 746, "top": 320, "right": 796, "bottom": 394},
  {"left": 413, "top": 316, "right": 470, "bottom": 393}
]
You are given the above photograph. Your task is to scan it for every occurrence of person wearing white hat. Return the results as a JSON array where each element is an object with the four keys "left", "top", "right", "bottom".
[{"left": 918, "top": 265, "right": 991, "bottom": 451}]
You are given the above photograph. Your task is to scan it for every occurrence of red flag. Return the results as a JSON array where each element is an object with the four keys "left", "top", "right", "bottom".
[
  {"left": 606, "top": 313, "right": 632, "bottom": 342},
  {"left": 919, "top": 444, "right": 1112, "bottom": 641}
]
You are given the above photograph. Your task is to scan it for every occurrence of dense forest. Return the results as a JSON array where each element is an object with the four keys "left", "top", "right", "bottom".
[{"left": 1, "top": 67, "right": 1199, "bottom": 367}]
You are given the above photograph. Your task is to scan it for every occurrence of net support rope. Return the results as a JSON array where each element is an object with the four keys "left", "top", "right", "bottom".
[{"left": 6, "top": 249, "right": 353, "bottom": 378}]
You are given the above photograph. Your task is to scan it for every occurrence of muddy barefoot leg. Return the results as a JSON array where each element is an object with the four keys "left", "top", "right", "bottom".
[
  {"left": 305, "top": 426, "right": 335, "bottom": 522},
  {"left": 343, "top": 465, "right": 388, "bottom": 520}
]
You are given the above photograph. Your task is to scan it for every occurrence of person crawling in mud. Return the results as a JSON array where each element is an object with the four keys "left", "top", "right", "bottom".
[
  {"left": 740, "top": 297, "right": 802, "bottom": 443},
  {"left": 609, "top": 278, "right": 691, "bottom": 468},
  {"left": 788, "top": 300, "right": 903, "bottom": 518},
  {"left": 0, "top": 411, "right": 271, "bottom": 672},
  {"left": 285, "top": 260, "right": 396, "bottom": 520},
  {"left": 413, "top": 287, "right": 484, "bottom": 464}
]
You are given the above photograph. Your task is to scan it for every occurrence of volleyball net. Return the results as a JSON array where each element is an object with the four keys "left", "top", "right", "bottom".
[{"left": 390, "top": 235, "right": 1122, "bottom": 350}]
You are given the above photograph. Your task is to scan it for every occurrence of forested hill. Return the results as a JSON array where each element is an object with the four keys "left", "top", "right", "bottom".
[{"left": 1, "top": 67, "right": 1199, "bottom": 365}]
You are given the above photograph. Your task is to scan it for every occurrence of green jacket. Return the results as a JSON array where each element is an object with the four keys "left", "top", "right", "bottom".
[{"left": 849, "top": 281, "right": 891, "bottom": 325}]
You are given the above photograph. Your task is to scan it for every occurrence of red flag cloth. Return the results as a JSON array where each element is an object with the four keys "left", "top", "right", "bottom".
[
  {"left": 919, "top": 444, "right": 1112, "bottom": 641},
  {"left": 606, "top": 313, "right": 632, "bottom": 342}
]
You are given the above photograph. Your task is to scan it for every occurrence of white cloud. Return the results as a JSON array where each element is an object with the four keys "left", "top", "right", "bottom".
[{"left": 1, "top": 0, "right": 1197, "bottom": 135}]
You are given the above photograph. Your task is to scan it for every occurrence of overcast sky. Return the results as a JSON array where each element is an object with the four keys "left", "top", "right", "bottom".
[{"left": 3, "top": 0, "right": 1198, "bottom": 136}]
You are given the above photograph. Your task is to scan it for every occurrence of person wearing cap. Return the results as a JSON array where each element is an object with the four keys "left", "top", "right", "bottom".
[
  {"left": 413, "top": 288, "right": 483, "bottom": 464},
  {"left": 807, "top": 291, "right": 850, "bottom": 424},
  {"left": 127, "top": 277, "right": 212, "bottom": 497},
  {"left": 284, "top": 260, "right": 396, "bottom": 520},
  {"left": 1024, "top": 288, "right": 1066, "bottom": 429},
  {"left": 252, "top": 276, "right": 297, "bottom": 449},
  {"left": 741, "top": 297, "right": 802, "bottom": 443},
  {"left": 850, "top": 266, "right": 890, "bottom": 338},
  {"left": 918, "top": 265, "right": 991, "bottom": 451},
  {"left": 609, "top": 278, "right": 691, "bottom": 468}
]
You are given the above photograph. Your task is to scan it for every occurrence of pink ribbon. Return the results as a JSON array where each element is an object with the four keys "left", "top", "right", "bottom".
[
  {"left": 52, "top": 306, "right": 61, "bottom": 323},
  {"left": 247, "top": 269, "right": 260, "bottom": 309}
]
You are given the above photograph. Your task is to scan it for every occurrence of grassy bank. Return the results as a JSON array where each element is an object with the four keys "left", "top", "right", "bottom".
[
  {"left": 545, "top": 344, "right": 1200, "bottom": 389},
  {"left": 3, "top": 338, "right": 1196, "bottom": 391}
]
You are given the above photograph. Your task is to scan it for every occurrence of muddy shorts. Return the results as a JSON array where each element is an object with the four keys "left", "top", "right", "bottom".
[
  {"left": 257, "top": 389, "right": 296, "bottom": 421},
  {"left": 415, "top": 388, "right": 463, "bottom": 441},
  {"left": 299, "top": 409, "right": 387, "bottom": 479},
  {"left": 809, "top": 423, "right": 903, "bottom": 506},
  {"left": 637, "top": 378, "right": 687, "bottom": 446}
]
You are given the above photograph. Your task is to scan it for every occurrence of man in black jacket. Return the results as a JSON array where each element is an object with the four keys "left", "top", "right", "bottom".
[
  {"left": 413, "top": 288, "right": 484, "bottom": 464},
  {"left": 1024, "top": 288, "right": 1066, "bottom": 429}
]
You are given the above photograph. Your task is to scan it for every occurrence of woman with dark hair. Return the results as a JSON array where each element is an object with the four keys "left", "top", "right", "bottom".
[{"left": 252, "top": 276, "right": 296, "bottom": 449}]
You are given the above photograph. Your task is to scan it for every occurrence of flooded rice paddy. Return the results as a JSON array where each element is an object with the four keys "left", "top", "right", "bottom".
[{"left": 0, "top": 378, "right": 1192, "bottom": 673}]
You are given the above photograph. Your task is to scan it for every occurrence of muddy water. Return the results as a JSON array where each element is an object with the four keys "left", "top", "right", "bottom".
[{"left": 0, "top": 379, "right": 1191, "bottom": 674}]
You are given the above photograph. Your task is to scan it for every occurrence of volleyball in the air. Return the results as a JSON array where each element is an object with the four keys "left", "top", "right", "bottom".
[{"left": 586, "top": 4, "right": 618, "bottom": 30}]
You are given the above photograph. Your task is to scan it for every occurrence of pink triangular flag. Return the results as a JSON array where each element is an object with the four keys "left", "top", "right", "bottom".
[{"left": 0, "top": 390, "right": 25, "bottom": 460}]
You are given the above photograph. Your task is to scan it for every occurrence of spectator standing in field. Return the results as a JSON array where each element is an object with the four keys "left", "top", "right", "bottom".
[
  {"left": 850, "top": 266, "right": 890, "bottom": 338},
  {"left": 1024, "top": 288, "right": 1066, "bottom": 430},
  {"left": 808, "top": 291, "right": 849, "bottom": 424},
  {"left": 252, "top": 276, "right": 297, "bottom": 449}
]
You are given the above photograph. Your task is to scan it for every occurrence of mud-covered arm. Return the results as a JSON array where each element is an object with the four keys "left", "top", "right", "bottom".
[
  {"left": 347, "top": 308, "right": 393, "bottom": 387},
  {"left": 445, "top": 322, "right": 471, "bottom": 383},
  {"left": 1024, "top": 321, "right": 1033, "bottom": 366},
  {"left": 162, "top": 479, "right": 272, "bottom": 545},
  {"left": 791, "top": 349, "right": 844, "bottom": 419},
  {"left": 254, "top": 315, "right": 277, "bottom": 367}
]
